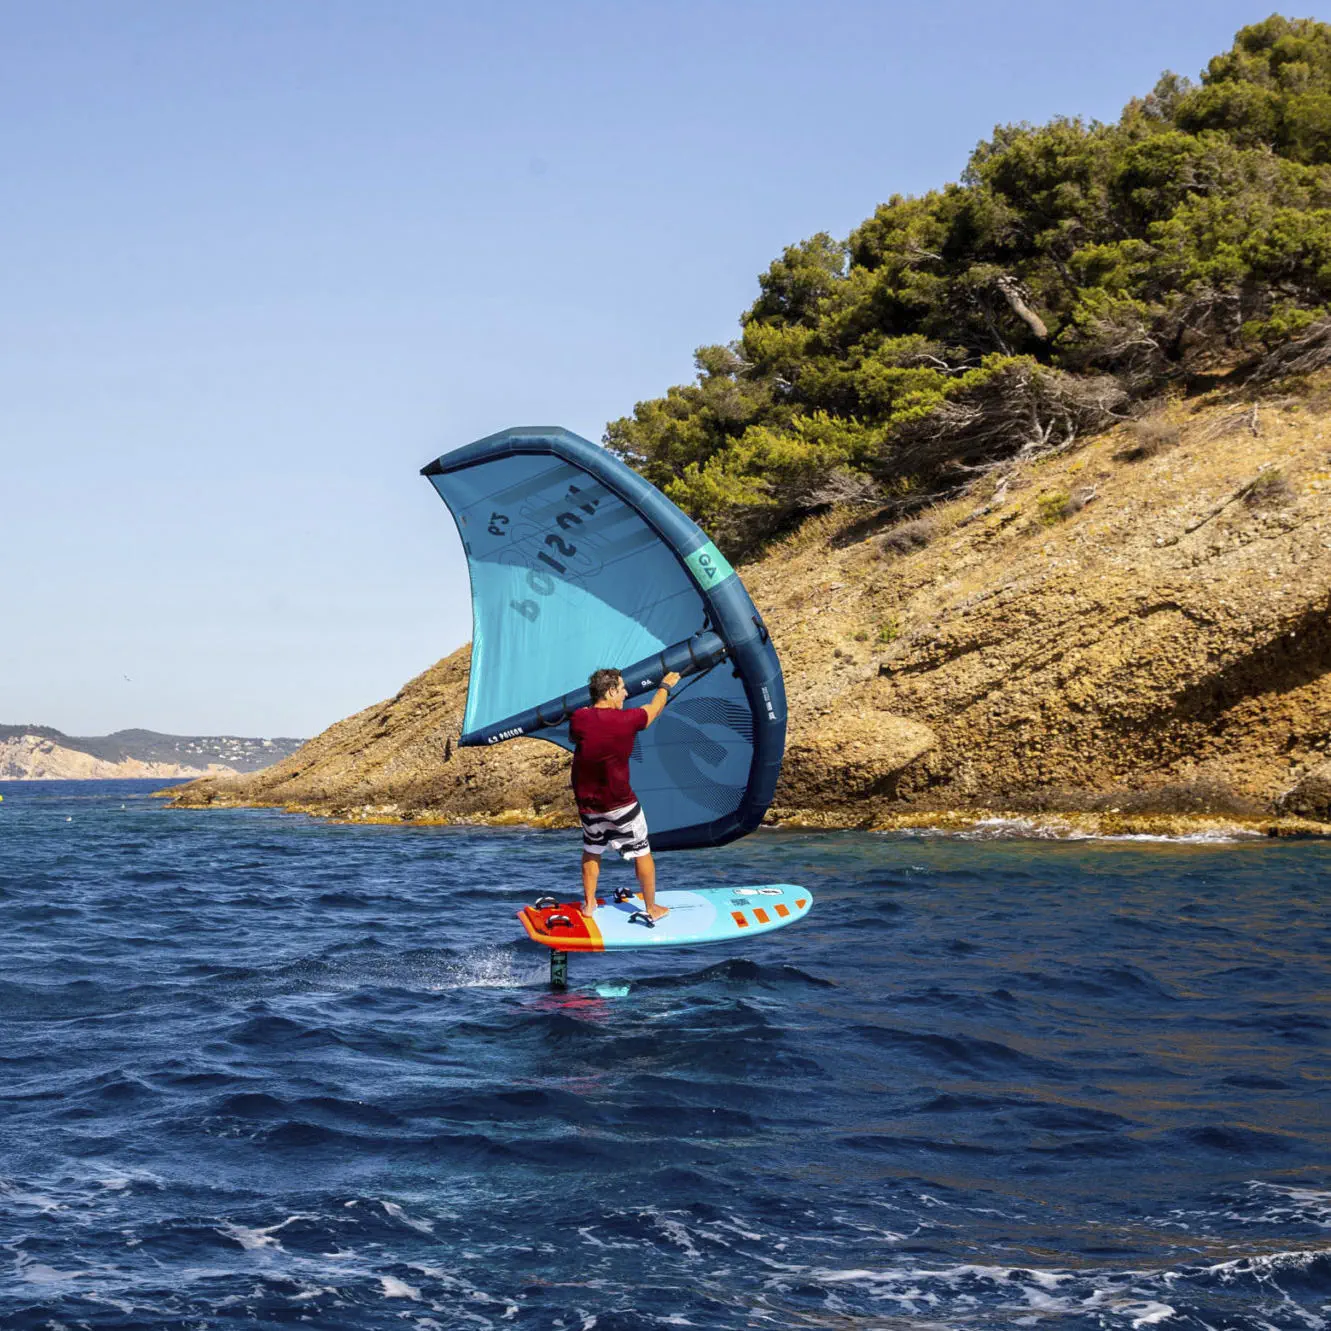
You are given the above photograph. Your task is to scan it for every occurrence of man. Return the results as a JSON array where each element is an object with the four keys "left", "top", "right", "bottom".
[{"left": 568, "top": 666, "right": 682, "bottom": 921}]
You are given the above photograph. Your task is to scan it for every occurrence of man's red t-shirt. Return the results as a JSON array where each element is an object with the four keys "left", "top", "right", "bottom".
[{"left": 569, "top": 706, "right": 648, "bottom": 812}]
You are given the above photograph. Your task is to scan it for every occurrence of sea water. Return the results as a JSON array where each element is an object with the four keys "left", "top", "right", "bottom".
[{"left": 1, "top": 778, "right": 1328, "bottom": 1329}]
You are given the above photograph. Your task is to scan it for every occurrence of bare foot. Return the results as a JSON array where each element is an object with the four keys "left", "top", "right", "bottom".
[
  {"left": 580, "top": 903, "right": 598, "bottom": 919},
  {"left": 647, "top": 904, "right": 669, "bottom": 921}
]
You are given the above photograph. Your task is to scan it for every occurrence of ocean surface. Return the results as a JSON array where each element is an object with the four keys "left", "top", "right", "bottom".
[{"left": 1, "top": 779, "right": 1329, "bottom": 1330}]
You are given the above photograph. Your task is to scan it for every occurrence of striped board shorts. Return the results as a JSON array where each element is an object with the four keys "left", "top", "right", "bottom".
[{"left": 579, "top": 801, "right": 651, "bottom": 860}]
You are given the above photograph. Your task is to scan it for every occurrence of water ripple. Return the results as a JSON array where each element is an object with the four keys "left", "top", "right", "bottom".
[{"left": 0, "top": 778, "right": 1328, "bottom": 1329}]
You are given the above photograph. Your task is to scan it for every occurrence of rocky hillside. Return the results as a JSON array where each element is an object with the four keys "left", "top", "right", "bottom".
[
  {"left": 164, "top": 379, "right": 1331, "bottom": 836},
  {"left": 2, "top": 727, "right": 304, "bottom": 780}
]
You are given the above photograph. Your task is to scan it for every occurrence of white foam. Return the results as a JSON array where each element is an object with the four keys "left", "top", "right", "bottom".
[
  {"left": 892, "top": 817, "right": 1257, "bottom": 843},
  {"left": 1128, "top": 1302, "right": 1176, "bottom": 1328},
  {"left": 710, "top": 1216, "right": 764, "bottom": 1243},
  {"left": 216, "top": 1214, "right": 313, "bottom": 1253},
  {"left": 648, "top": 1211, "right": 702, "bottom": 1257},
  {"left": 1242, "top": 1182, "right": 1331, "bottom": 1229},
  {"left": 1099, "top": 830, "right": 1260, "bottom": 844},
  {"left": 81, "top": 1292, "right": 138, "bottom": 1315},
  {"left": 577, "top": 1225, "right": 637, "bottom": 1251},
  {"left": 16, "top": 1262, "right": 94, "bottom": 1284},
  {"left": 0, "top": 1181, "right": 64, "bottom": 1214},
  {"left": 780, "top": 1242, "right": 1331, "bottom": 1330},
  {"left": 807, "top": 1262, "right": 1089, "bottom": 1321},
  {"left": 430, "top": 946, "right": 546, "bottom": 990},
  {"left": 1205, "top": 1245, "right": 1331, "bottom": 1278},
  {"left": 381, "top": 1200, "right": 436, "bottom": 1234},
  {"left": 90, "top": 1164, "right": 163, "bottom": 1193},
  {"left": 1154, "top": 1180, "right": 1331, "bottom": 1232},
  {"left": 403, "top": 1263, "right": 519, "bottom": 1319},
  {"left": 379, "top": 1274, "right": 422, "bottom": 1300}
]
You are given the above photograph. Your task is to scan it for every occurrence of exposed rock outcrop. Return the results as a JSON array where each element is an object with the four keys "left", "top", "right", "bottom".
[
  {"left": 1278, "top": 760, "right": 1331, "bottom": 821},
  {"left": 783, "top": 699, "right": 936, "bottom": 801}
]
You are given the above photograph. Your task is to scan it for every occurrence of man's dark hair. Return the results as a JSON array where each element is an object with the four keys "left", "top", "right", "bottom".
[{"left": 588, "top": 668, "right": 622, "bottom": 703}]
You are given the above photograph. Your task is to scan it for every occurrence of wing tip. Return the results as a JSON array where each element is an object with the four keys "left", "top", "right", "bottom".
[{"left": 421, "top": 426, "right": 593, "bottom": 479}]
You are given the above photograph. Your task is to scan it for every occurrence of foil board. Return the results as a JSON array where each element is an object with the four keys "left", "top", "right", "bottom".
[{"left": 518, "top": 884, "right": 812, "bottom": 952}]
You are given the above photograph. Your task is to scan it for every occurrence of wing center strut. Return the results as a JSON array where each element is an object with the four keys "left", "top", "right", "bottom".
[{"left": 459, "top": 630, "right": 729, "bottom": 747}]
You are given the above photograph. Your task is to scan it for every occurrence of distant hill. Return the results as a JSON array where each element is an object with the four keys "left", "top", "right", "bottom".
[{"left": 0, "top": 727, "right": 305, "bottom": 780}]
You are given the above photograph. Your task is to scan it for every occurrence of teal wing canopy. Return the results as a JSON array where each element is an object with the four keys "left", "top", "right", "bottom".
[{"left": 422, "top": 426, "right": 785, "bottom": 852}]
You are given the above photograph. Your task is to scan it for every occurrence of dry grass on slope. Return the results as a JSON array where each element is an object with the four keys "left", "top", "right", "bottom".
[{"left": 750, "top": 381, "right": 1331, "bottom": 825}]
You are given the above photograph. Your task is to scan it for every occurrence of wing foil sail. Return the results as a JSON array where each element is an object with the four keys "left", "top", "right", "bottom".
[{"left": 421, "top": 426, "right": 785, "bottom": 851}]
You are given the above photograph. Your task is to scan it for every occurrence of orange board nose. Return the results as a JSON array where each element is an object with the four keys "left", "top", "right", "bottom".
[{"left": 518, "top": 903, "right": 605, "bottom": 952}]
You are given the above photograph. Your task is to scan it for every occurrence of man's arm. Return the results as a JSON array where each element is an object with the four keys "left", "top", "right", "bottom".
[{"left": 640, "top": 671, "right": 682, "bottom": 727}]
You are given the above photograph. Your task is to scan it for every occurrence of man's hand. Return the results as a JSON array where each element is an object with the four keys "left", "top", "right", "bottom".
[{"left": 642, "top": 671, "right": 682, "bottom": 726}]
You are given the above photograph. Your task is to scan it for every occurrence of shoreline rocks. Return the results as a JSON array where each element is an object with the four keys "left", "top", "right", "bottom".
[{"left": 162, "top": 791, "right": 1329, "bottom": 841}]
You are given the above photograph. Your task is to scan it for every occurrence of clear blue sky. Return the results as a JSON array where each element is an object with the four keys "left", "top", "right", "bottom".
[{"left": 0, "top": 0, "right": 1306, "bottom": 737}]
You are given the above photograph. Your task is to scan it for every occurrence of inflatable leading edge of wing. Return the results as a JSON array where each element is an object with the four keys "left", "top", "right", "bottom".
[{"left": 421, "top": 426, "right": 786, "bottom": 852}]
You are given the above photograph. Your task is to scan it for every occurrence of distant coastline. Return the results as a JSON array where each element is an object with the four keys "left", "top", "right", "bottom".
[{"left": 1, "top": 727, "right": 304, "bottom": 781}]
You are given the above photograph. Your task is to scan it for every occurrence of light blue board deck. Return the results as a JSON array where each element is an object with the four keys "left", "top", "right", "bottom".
[{"left": 518, "top": 884, "right": 812, "bottom": 952}]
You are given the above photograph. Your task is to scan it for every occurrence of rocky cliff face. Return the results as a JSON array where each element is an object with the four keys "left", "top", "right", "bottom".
[{"left": 165, "top": 382, "right": 1331, "bottom": 836}]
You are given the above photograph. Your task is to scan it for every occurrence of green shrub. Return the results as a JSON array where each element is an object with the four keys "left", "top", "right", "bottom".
[{"left": 1037, "top": 491, "right": 1073, "bottom": 525}]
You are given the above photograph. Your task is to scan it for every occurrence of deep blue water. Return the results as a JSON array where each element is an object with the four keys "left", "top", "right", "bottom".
[{"left": 1, "top": 780, "right": 1329, "bottom": 1329}]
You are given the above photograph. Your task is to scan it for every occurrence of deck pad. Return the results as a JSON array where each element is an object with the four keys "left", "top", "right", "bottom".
[{"left": 518, "top": 884, "right": 811, "bottom": 952}]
